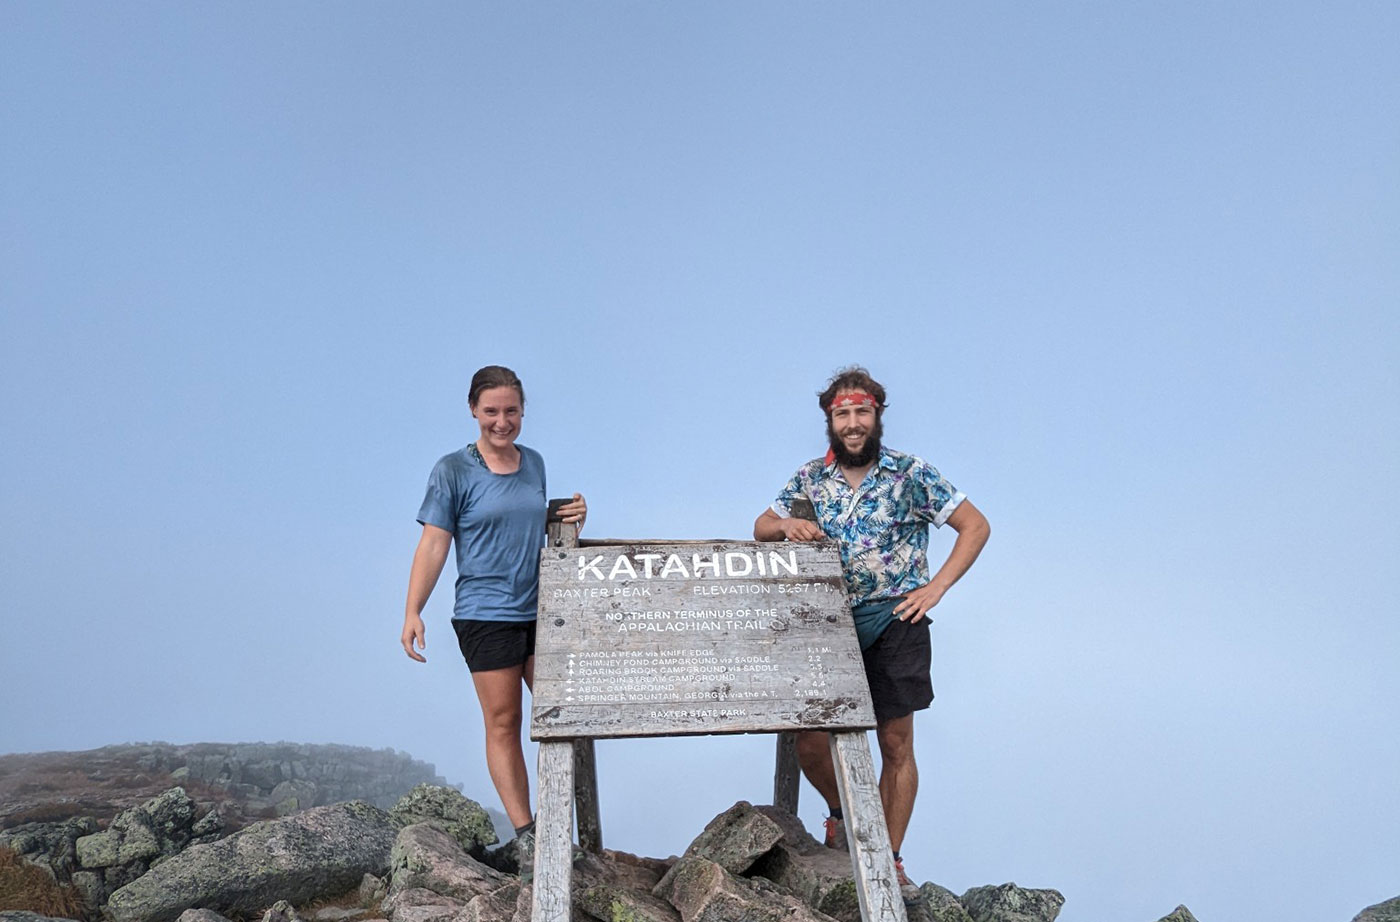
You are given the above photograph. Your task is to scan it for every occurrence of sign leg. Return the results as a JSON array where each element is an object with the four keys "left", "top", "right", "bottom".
[
  {"left": 774, "top": 731, "right": 800, "bottom": 814},
  {"left": 531, "top": 740, "right": 575, "bottom": 922},
  {"left": 573, "top": 739, "right": 602, "bottom": 853},
  {"left": 829, "top": 731, "right": 908, "bottom": 922}
]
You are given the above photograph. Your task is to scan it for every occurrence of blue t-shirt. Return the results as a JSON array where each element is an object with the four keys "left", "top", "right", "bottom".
[{"left": 416, "top": 443, "right": 547, "bottom": 622}]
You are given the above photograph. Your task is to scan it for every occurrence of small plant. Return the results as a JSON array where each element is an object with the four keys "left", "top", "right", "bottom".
[{"left": 0, "top": 845, "right": 87, "bottom": 917}]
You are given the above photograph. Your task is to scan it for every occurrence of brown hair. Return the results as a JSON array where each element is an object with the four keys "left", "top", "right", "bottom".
[
  {"left": 468, "top": 365, "right": 525, "bottom": 408},
  {"left": 817, "top": 366, "right": 887, "bottom": 414}
]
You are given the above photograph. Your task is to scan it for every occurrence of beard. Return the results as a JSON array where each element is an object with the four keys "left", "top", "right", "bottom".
[{"left": 827, "top": 415, "right": 883, "bottom": 468}]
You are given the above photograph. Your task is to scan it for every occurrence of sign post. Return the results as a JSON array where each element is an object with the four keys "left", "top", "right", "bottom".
[{"left": 529, "top": 523, "right": 907, "bottom": 922}]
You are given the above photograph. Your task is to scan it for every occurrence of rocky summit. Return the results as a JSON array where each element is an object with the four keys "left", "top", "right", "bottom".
[{"left": 0, "top": 745, "right": 1392, "bottom": 922}]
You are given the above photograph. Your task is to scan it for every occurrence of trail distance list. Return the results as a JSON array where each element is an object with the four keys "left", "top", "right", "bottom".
[{"left": 531, "top": 543, "right": 876, "bottom": 739}]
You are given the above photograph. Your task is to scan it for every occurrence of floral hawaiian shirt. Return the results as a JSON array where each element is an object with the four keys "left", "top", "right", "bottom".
[{"left": 770, "top": 447, "right": 965, "bottom": 605}]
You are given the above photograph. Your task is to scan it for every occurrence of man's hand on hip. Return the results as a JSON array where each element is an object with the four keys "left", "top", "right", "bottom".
[{"left": 893, "top": 583, "right": 947, "bottom": 623}]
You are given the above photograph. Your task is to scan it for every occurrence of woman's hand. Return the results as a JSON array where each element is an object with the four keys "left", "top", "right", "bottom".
[
  {"left": 401, "top": 612, "right": 427, "bottom": 662},
  {"left": 557, "top": 493, "right": 587, "bottom": 532}
]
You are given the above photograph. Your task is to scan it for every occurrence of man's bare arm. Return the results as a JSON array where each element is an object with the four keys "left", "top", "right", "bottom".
[
  {"left": 754, "top": 507, "right": 824, "bottom": 541},
  {"left": 893, "top": 499, "right": 990, "bottom": 622}
]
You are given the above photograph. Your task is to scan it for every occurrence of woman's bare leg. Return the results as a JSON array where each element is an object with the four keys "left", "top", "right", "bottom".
[{"left": 471, "top": 662, "right": 532, "bottom": 828}]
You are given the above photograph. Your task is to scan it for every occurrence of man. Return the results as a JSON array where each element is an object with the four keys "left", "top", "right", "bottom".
[{"left": 753, "top": 366, "right": 990, "bottom": 897}]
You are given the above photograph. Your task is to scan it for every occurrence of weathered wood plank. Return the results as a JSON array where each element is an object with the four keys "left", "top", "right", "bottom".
[
  {"left": 542, "top": 500, "right": 603, "bottom": 851},
  {"left": 532, "top": 541, "right": 875, "bottom": 740},
  {"left": 531, "top": 740, "right": 575, "bottom": 922},
  {"left": 573, "top": 739, "right": 602, "bottom": 853},
  {"left": 830, "top": 731, "right": 907, "bottom": 922},
  {"left": 773, "top": 731, "right": 800, "bottom": 815}
]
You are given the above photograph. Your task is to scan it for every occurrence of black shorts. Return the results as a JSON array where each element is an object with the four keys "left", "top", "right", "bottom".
[
  {"left": 452, "top": 619, "right": 536, "bottom": 672},
  {"left": 862, "top": 617, "right": 934, "bottom": 723}
]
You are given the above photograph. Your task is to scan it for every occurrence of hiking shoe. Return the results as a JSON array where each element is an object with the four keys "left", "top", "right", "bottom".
[
  {"left": 513, "top": 828, "right": 536, "bottom": 883},
  {"left": 893, "top": 856, "right": 923, "bottom": 907},
  {"left": 823, "top": 815, "right": 848, "bottom": 851}
]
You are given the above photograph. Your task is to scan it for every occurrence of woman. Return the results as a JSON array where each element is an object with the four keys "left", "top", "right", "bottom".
[{"left": 400, "top": 364, "right": 586, "bottom": 861}]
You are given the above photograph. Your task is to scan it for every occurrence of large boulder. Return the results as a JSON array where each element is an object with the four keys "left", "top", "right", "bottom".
[
  {"left": 654, "top": 856, "right": 839, "bottom": 922},
  {"left": 959, "top": 883, "right": 1064, "bottom": 922},
  {"left": 1354, "top": 896, "right": 1400, "bottom": 922},
  {"left": 75, "top": 788, "right": 198, "bottom": 870},
  {"left": 0, "top": 817, "right": 99, "bottom": 879},
  {"left": 389, "top": 786, "right": 497, "bottom": 857},
  {"left": 910, "top": 884, "right": 974, "bottom": 922},
  {"left": 386, "top": 824, "right": 505, "bottom": 902},
  {"left": 580, "top": 884, "right": 681, "bottom": 922},
  {"left": 670, "top": 801, "right": 785, "bottom": 875},
  {"left": 105, "top": 801, "right": 397, "bottom": 922},
  {"left": 744, "top": 807, "right": 858, "bottom": 922}
]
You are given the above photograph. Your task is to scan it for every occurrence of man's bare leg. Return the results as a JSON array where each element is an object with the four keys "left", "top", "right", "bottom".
[
  {"left": 795, "top": 729, "right": 842, "bottom": 811},
  {"left": 874, "top": 713, "right": 917, "bottom": 854}
]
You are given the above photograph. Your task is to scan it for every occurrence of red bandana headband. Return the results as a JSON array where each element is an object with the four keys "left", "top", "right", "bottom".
[
  {"left": 824, "top": 392, "right": 878, "bottom": 466},
  {"left": 829, "top": 391, "right": 877, "bottom": 410}
]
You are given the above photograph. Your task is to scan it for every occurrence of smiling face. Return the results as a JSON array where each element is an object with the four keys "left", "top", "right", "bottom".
[
  {"left": 826, "top": 392, "right": 882, "bottom": 467},
  {"left": 470, "top": 385, "right": 524, "bottom": 451}
]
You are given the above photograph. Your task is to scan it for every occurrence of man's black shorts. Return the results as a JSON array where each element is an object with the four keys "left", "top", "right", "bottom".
[
  {"left": 862, "top": 617, "right": 934, "bottom": 723},
  {"left": 452, "top": 619, "right": 536, "bottom": 672}
]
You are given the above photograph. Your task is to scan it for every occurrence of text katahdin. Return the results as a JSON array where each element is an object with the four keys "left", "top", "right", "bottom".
[{"left": 575, "top": 550, "right": 799, "bottom": 581}]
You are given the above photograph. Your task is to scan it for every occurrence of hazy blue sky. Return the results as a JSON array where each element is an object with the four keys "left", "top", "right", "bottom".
[{"left": 2, "top": 4, "right": 1396, "bottom": 921}]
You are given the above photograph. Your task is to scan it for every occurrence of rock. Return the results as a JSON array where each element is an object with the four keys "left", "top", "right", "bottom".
[
  {"left": 909, "top": 883, "right": 973, "bottom": 922},
  {"left": 389, "top": 786, "right": 497, "bottom": 857},
  {"left": 959, "top": 883, "right": 1065, "bottom": 922},
  {"left": 271, "top": 781, "right": 321, "bottom": 816},
  {"left": 741, "top": 806, "right": 857, "bottom": 922},
  {"left": 1154, "top": 907, "right": 1199, "bottom": 922},
  {"left": 380, "top": 887, "right": 463, "bottom": 922},
  {"left": 580, "top": 884, "right": 682, "bottom": 922},
  {"left": 0, "top": 913, "right": 81, "bottom": 922},
  {"left": 261, "top": 901, "right": 304, "bottom": 922},
  {"left": 653, "top": 856, "right": 839, "bottom": 922},
  {"left": 458, "top": 882, "right": 525, "bottom": 922},
  {"left": 69, "top": 869, "right": 107, "bottom": 910},
  {"left": 75, "top": 788, "right": 197, "bottom": 870},
  {"left": 189, "top": 808, "right": 225, "bottom": 844},
  {"left": 387, "top": 824, "right": 505, "bottom": 902},
  {"left": 673, "top": 801, "right": 785, "bottom": 875},
  {"left": 105, "top": 801, "right": 398, "bottom": 922},
  {"left": 175, "top": 911, "right": 235, "bottom": 922},
  {"left": 1354, "top": 896, "right": 1400, "bottom": 922},
  {"left": 358, "top": 872, "right": 388, "bottom": 907},
  {"left": 308, "top": 908, "right": 371, "bottom": 922},
  {"left": 0, "top": 817, "right": 99, "bottom": 879}
]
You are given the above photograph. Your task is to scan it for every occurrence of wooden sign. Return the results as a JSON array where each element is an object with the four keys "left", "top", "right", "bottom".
[{"left": 531, "top": 541, "right": 876, "bottom": 740}]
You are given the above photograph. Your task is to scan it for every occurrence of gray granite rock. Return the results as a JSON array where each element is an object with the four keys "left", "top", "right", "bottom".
[
  {"left": 75, "top": 788, "right": 197, "bottom": 871},
  {"left": 175, "top": 910, "right": 235, "bottom": 922},
  {"left": 673, "top": 801, "right": 785, "bottom": 875},
  {"left": 105, "top": 801, "right": 397, "bottom": 922},
  {"left": 0, "top": 817, "right": 99, "bottom": 879},
  {"left": 654, "top": 856, "right": 840, "bottom": 922},
  {"left": 387, "top": 823, "right": 506, "bottom": 902},
  {"left": 580, "top": 884, "right": 682, "bottom": 922},
  {"left": 909, "top": 883, "right": 973, "bottom": 922},
  {"left": 261, "top": 901, "right": 304, "bottom": 922},
  {"left": 389, "top": 785, "right": 497, "bottom": 858},
  {"left": 1154, "top": 906, "right": 1199, "bottom": 922},
  {"left": 0, "top": 913, "right": 81, "bottom": 922},
  {"left": 458, "top": 882, "right": 526, "bottom": 922},
  {"left": 379, "top": 887, "right": 462, "bottom": 922},
  {"left": 960, "top": 883, "right": 1064, "bottom": 922},
  {"left": 1354, "top": 896, "right": 1400, "bottom": 922}
]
